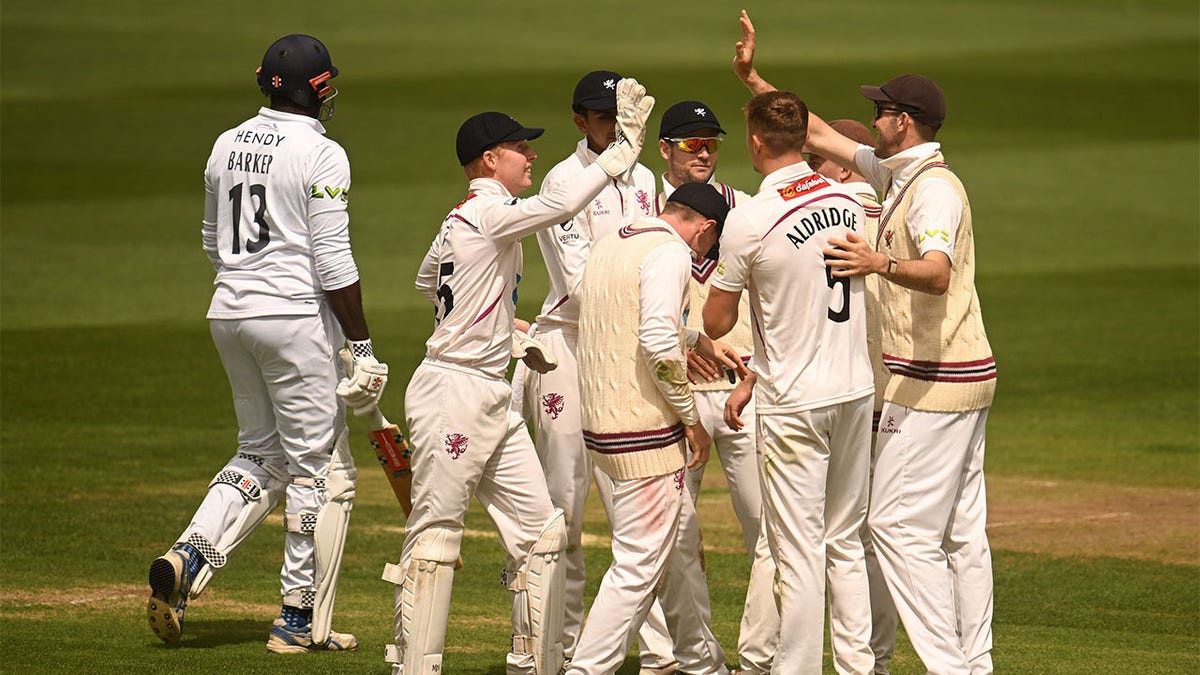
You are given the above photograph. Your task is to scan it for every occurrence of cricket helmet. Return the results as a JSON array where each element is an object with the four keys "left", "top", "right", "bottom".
[{"left": 256, "top": 34, "right": 339, "bottom": 111}]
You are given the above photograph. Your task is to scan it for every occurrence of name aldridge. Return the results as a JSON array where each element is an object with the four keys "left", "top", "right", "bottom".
[{"left": 786, "top": 207, "right": 858, "bottom": 248}]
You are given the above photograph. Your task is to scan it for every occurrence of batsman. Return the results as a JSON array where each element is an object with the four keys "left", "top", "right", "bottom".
[{"left": 146, "top": 34, "right": 385, "bottom": 653}]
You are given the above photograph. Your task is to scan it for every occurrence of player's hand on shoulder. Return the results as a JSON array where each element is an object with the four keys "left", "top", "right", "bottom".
[{"left": 336, "top": 346, "right": 389, "bottom": 416}]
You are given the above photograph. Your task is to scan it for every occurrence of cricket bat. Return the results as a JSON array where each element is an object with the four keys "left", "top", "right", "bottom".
[
  {"left": 364, "top": 404, "right": 463, "bottom": 569},
  {"left": 366, "top": 406, "right": 413, "bottom": 516}
]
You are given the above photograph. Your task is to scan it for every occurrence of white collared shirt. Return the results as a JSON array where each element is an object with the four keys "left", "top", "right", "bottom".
[
  {"left": 416, "top": 164, "right": 609, "bottom": 378},
  {"left": 854, "top": 142, "right": 961, "bottom": 261},
  {"left": 712, "top": 161, "right": 873, "bottom": 413},
  {"left": 532, "top": 139, "right": 656, "bottom": 328},
  {"left": 203, "top": 107, "right": 358, "bottom": 319}
]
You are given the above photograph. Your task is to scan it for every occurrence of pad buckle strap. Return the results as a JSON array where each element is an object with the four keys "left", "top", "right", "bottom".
[
  {"left": 292, "top": 476, "right": 327, "bottom": 490},
  {"left": 187, "top": 532, "right": 227, "bottom": 569},
  {"left": 500, "top": 568, "right": 527, "bottom": 591},
  {"left": 283, "top": 587, "right": 316, "bottom": 609},
  {"left": 381, "top": 562, "right": 405, "bottom": 585},
  {"left": 284, "top": 511, "right": 319, "bottom": 535},
  {"left": 384, "top": 643, "right": 401, "bottom": 664},
  {"left": 211, "top": 469, "right": 262, "bottom": 501},
  {"left": 512, "top": 634, "right": 533, "bottom": 654}
]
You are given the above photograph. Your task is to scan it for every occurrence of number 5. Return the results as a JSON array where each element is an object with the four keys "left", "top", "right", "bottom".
[{"left": 824, "top": 253, "right": 850, "bottom": 323}]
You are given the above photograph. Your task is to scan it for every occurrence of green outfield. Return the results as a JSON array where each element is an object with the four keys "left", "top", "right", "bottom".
[{"left": 2, "top": 0, "right": 1197, "bottom": 672}]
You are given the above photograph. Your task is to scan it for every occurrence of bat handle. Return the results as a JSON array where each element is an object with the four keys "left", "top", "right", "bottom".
[{"left": 368, "top": 405, "right": 389, "bottom": 430}]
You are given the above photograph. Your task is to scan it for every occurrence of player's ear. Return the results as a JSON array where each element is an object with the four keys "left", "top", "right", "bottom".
[
  {"left": 573, "top": 113, "right": 589, "bottom": 135},
  {"left": 659, "top": 139, "right": 671, "bottom": 161}
]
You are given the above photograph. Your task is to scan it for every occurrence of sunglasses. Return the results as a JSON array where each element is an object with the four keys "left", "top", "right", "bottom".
[
  {"left": 664, "top": 137, "right": 722, "bottom": 153},
  {"left": 873, "top": 103, "right": 919, "bottom": 120}
]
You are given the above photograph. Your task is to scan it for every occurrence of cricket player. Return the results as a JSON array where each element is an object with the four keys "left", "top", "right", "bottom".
[
  {"left": 735, "top": 11, "right": 998, "bottom": 673},
  {"left": 654, "top": 99, "right": 776, "bottom": 674},
  {"left": 703, "top": 89, "right": 875, "bottom": 674},
  {"left": 147, "top": 34, "right": 381, "bottom": 652},
  {"left": 568, "top": 182, "right": 741, "bottom": 675},
  {"left": 388, "top": 79, "right": 655, "bottom": 675},
  {"left": 514, "top": 69, "right": 672, "bottom": 674},
  {"left": 809, "top": 119, "right": 899, "bottom": 675}
]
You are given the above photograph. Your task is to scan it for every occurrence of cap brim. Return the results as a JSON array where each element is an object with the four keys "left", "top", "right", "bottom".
[
  {"left": 662, "top": 122, "right": 726, "bottom": 138},
  {"left": 575, "top": 98, "right": 617, "bottom": 112},
  {"left": 498, "top": 127, "right": 545, "bottom": 144},
  {"left": 859, "top": 85, "right": 890, "bottom": 103}
]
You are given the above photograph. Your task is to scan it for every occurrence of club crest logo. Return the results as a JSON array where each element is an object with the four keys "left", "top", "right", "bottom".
[
  {"left": 542, "top": 393, "right": 565, "bottom": 420},
  {"left": 636, "top": 189, "right": 651, "bottom": 214},
  {"left": 603, "top": 79, "right": 616, "bottom": 90},
  {"left": 884, "top": 228, "right": 895, "bottom": 249},
  {"left": 673, "top": 468, "right": 685, "bottom": 493},
  {"left": 445, "top": 433, "right": 469, "bottom": 459}
]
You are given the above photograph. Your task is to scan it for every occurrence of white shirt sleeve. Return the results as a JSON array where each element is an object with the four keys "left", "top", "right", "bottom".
[
  {"left": 638, "top": 241, "right": 698, "bottom": 426},
  {"left": 308, "top": 143, "right": 360, "bottom": 291},
  {"left": 710, "top": 209, "right": 759, "bottom": 294},
  {"left": 907, "top": 177, "right": 961, "bottom": 261},
  {"left": 414, "top": 234, "right": 442, "bottom": 304},
  {"left": 539, "top": 173, "right": 594, "bottom": 300},
  {"left": 202, "top": 168, "right": 220, "bottom": 270},
  {"left": 479, "top": 164, "right": 610, "bottom": 244},
  {"left": 853, "top": 144, "right": 891, "bottom": 196}
]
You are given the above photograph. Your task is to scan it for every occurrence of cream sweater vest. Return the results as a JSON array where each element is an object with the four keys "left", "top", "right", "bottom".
[
  {"left": 875, "top": 154, "right": 996, "bottom": 412},
  {"left": 579, "top": 222, "right": 688, "bottom": 480}
]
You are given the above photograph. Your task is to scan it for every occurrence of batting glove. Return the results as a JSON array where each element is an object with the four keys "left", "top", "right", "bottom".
[
  {"left": 336, "top": 348, "right": 389, "bottom": 415},
  {"left": 595, "top": 77, "right": 656, "bottom": 179},
  {"left": 512, "top": 329, "right": 558, "bottom": 374}
]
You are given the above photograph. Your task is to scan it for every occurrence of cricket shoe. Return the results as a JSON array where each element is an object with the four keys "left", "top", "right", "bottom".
[
  {"left": 639, "top": 664, "right": 679, "bottom": 675},
  {"left": 266, "top": 617, "right": 358, "bottom": 653},
  {"left": 147, "top": 544, "right": 201, "bottom": 645}
]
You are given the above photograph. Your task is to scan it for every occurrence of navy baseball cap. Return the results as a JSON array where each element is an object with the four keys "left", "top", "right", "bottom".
[
  {"left": 666, "top": 182, "right": 730, "bottom": 261},
  {"left": 456, "top": 112, "right": 544, "bottom": 166},
  {"left": 572, "top": 70, "right": 622, "bottom": 112},
  {"left": 659, "top": 100, "right": 726, "bottom": 139},
  {"left": 860, "top": 74, "right": 946, "bottom": 129}
]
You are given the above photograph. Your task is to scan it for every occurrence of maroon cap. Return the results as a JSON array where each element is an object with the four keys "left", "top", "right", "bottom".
[
  {"left": 827, "top": 119, "right": 875, "bottom": 148},
  {"left": 860, "top": 74, "right": 946, "bottom": 129}
]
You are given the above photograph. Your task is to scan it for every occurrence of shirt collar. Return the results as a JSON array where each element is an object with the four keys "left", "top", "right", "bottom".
[
  {"left": 756, "top": 161, "right": 816, "bottom": 194},
  {"left": 467, "top": 177, "right": 514, "bottom": 199},
  {"left": 257, "top": 107, "right": 326, "bottom": 135},
  {"left": 879, "top": 142, "right": 941, "bottom": 184},
  {"left": 574, "top": 137, "right": 601, "bottom": 163}
]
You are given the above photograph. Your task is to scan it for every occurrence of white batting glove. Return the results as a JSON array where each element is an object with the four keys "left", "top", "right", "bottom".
[
  {"left": 336, "top": 347, "right": 389, "bottom": 415},
  {"left": 595, "top": 77, "right": 656, "bottom": 179},
  {"left": 512, "top": 329, "right": 558, "bottom": 374}
]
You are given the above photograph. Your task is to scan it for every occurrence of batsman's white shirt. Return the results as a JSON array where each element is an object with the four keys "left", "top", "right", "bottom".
[
  {"left": 854, "top": 141, "right": 961, "bottom": 262},
  {"left": 712, "top": 162, "right": 874, "bottom": 412},
  {"left": 533, "top": 139, "right": 656, "bottom": 328},
  {"left": 203, "top": 107, "right": 359, "bottom": 319},
  {"left": 417, "top": 169, "right": 609, "bottom": 379}
]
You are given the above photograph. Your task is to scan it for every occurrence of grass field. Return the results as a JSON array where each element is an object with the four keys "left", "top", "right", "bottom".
[{"left": 2, "top": 0, "right": 1197, "bottom": 673}]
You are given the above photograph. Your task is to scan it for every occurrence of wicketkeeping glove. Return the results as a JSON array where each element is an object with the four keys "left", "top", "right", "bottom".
[
  {"left": 512, "top": 329, "right": 558, "bottom": 374},
  {"left": 595, "top": 77, "right": 656, "bottom": 179},
  {"left": 336, "top": 348, "right": 389, "bottom": 415}
]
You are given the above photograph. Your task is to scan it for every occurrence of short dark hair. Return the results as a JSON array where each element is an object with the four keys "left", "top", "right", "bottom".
[{"left": 744, "top": 91, "right": 809, "bottom": 155}]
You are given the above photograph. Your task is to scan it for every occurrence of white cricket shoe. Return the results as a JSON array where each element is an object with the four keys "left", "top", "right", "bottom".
[
  {"left": 266, "top": 617, "right": 358, "bottom": 653},
  {"left": 146, "top": 546, "right": 197, "bottom": 645}
]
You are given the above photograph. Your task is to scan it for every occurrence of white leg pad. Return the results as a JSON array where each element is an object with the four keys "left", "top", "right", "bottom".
[
  {"left": 310, "top": 428, "right": 357, "bottom": 645},
  {"left": 384, "top": 527, "right": 462, "bottom": 675},
  {"left": 507, "top": 509, "right": 567, "bottom": 675},
  {"left": 185, "top": 453, "right": 288, "bottom": 598}
]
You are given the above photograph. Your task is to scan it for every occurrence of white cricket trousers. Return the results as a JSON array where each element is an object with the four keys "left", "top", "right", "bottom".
[
  {"left": 868, "top": 404, "right": 992, "bottom": 675},
  {"left": 758, "top": 395, "right": 874, "bottom": 675},
  {"left": 688, "top": 390, "right": 778, "bottom": 673},
  {"left": 403, "top": 359, "right": 558, "bottom": 671},
  {"left": 197, "top": 313, "right": 344, "bottom": 598},
  {"left": 518, "top": 326, "right": 676, "bottom": 668},
  {"left": 567, "top": 467, "right": 728, "bottom": 675}
]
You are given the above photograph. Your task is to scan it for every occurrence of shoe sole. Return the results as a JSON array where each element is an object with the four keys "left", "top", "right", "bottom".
[{"left": 148, "top": 556, "right": 183, "bottom": 645}]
